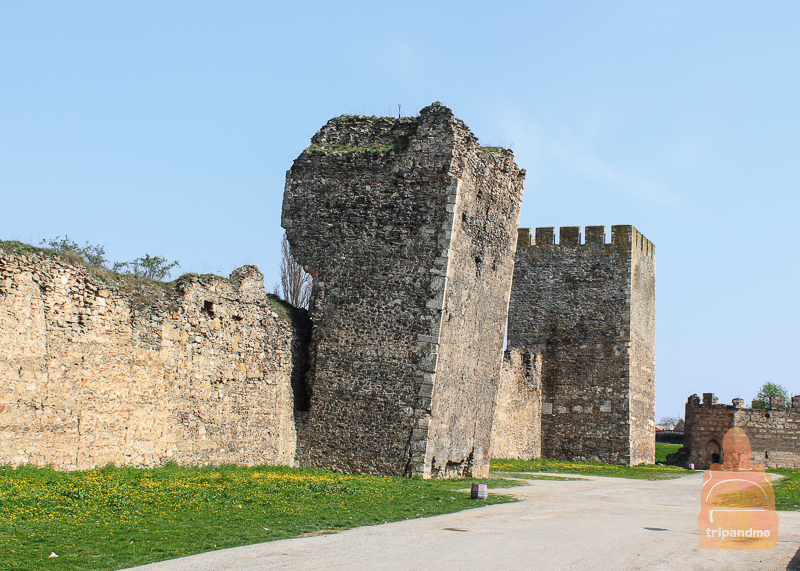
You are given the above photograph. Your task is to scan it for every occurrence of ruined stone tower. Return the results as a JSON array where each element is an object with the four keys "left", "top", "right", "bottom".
[
  {"left": 281, "top": 102, "right": 525, "bottom": 477},
  {"left": 506, "top": 225, "right": 655, "bottom": 465}
]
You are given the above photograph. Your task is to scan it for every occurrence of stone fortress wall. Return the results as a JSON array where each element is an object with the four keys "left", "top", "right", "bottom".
[
  {"left": 0, "top": 250, "right": 307, "bottom": 470},
  {"left": 282, "top": 102, "right": 525, "bottom": 477},
  {"left": 493, "top": 225, "right": 656, "bottom": 465},
  {"left": 0, "top": 102, "right": 657, "bottom": 475},
  {"left": 681, "top": 393, "right": 800, "bottom": 470},
  {"left": 489, "top": 349, "right": 542, "bottom": 460}
]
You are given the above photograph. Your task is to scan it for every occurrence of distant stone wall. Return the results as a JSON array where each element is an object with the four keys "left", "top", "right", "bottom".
[
  {"left": 504, "top": 225, "right": 655, "bottom": 465},
  {"left": 683, "top": 393, "right": 800, "bottom": 470},
  {"left": 0, "top": 251, "right": 306, "bottom": 470},
  {"left": 282, "top": 102, "right": 525, "bottom": 477},
  {"left": 490, "top": 350, "right": 542, "bottom": 460}
]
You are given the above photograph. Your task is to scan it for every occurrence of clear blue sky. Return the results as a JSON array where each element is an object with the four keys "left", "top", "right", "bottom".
[{"left": 2, "top": 1, "right": 798, "bottom": 420}]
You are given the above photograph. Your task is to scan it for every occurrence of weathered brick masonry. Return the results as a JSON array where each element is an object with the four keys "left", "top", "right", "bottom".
[
  {"left": 683, "top": 393, "right": 800, "bottom": 470},
  {"left": 282, "top": 102, "right": 525, "bottom": 477},
  {"left": 502, "top": 225, "right": 655, "bottom": 465},
  {"left": 0, "top": 251, "right": 308, "bottom": 469}
]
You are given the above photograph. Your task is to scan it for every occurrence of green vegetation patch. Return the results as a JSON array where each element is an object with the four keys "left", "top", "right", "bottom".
[
  {"left": 655, "top": 442, "right": 682, "bottom": 463},
  {"left": 769, "top": 469, "right": 800, "bottom": 511},
  {"left": 491, "top": 458, "right": 693, "bottom": 480},
  {"left": 309, "top": 142, "right": 406, "bottom": 156},
  {"left": 0, "top": 240, "right": 43, "bottom": 256},
  {"left": 0, "top": 463, "right": 517, "bottom": 571},
  {"left": 1, "top": 238, "right": 178, "bottom": 315},
  {"left": 266, "top": 293, "right": 309, "bottom": 326},
  {"left": 329, "top": 115, "right": 417, "bottom": 124},
  {"left": 700, "top": 467, "right": 800, "bottom": 512},
  {"left": 493, "top": 472, "right": 587, "bottom": 481}
]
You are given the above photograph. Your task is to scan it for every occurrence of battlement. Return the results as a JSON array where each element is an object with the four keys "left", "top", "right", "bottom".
[
  {"left": 508, "top": 222, "right": 656, "bottom": 466},
  {"left": 687, "top": 393, "right": 800, "bottom": 411},
  {"left": 683, "top": 393, "right": 800, "bottom": 469},
  {"left": 516, "top": 225, "right": 655, "bottom": 259}
]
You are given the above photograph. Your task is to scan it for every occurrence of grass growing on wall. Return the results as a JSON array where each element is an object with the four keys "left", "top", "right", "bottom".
[{"left": 0, "top": 463, "right": 519, "bottom": 571}]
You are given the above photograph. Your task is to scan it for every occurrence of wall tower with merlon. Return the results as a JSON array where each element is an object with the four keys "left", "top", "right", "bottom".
[
  {"left": 680, "top": 393, "right": 800, "bottom": 470},
  {"left": 505, "top": 224, "right": 655, "bottom": 465},
  {"left": 282, "top": 102, "right": 525, "bottom": 478}
]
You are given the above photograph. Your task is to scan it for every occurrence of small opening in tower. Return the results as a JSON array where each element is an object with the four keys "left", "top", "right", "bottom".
[
  {"left": 475, "top": 256, "right": 482, "bottom": 277},
  {"left": 462, "top": 212, "right": 468, "bottom": 224},
  {"left": 202, "top": 300, "right": 214, "bottom": 318}
]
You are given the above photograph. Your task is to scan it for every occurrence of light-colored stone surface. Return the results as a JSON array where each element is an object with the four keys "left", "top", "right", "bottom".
[
  {"left": 490, "top": 349, "right": 541, "bottom": 459},
  {"left": 0, "top": 252, "right": 305, "bottom": 469},
  {"left": 123, "top": 473, "right": 800, "bottom": 571}
]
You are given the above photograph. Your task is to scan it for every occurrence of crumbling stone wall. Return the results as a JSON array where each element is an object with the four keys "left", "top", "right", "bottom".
[
  {"left": 489, "top": 350, "right": 542, "bottom": 460},
  {"left": 282, "top": 102, "right": 525, "bottom": 477},
  {"left": 683, "top": 393, "right": 800, "bottom": 470},
  {"left": 504, "top": 225, "right": 655, "bottom": 465},
  {"left": 0, "top": 251, "right": 307, "bottom": 470}
]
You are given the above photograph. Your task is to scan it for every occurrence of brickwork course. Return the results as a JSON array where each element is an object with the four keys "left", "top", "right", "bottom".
[
  {"left": 682, "top": 393, "right": 800, "bottom": 470},
  {"left": 500, "top": 225, "right": 656, "bottom": 465},
  {"left": 0, "top": 249, "right": 309, "bottom": 470},
  {"left": 282, "top": 102, "right": 525, "bottom": 477}
]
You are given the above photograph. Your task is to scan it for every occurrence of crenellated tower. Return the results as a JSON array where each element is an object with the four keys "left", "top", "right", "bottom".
[{"left": 505, "top": 225, "right": 655, "bottom": 465}]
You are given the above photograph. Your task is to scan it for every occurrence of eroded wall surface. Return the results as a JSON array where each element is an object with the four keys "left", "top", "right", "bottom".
[
  {"left": 489, "top": 350, "right": 542, "bottom": 460},
  {"left": 282, "top": 102, "right": 524, "bottom": 477},
  {"left": 505, "top": 225, "right": 655, "bottom": 465},
  {"left": 684, "top": 393, "right": 800, "bottom": 470},
  {"left": 0, "top": 251, "right": 305, "bottom": 470}
]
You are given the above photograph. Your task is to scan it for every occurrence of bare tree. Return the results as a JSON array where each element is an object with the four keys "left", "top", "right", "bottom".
[
  {"left": 657, "top": 416, "right": 681, "bottom": 430},
  {"left": 280, "top": 232, "right": 311, "bottom": 308}
]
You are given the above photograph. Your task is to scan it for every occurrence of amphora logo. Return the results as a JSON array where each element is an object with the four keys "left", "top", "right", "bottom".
[{"left": 699, "top": 427, "right": 778, "bottom": 549}]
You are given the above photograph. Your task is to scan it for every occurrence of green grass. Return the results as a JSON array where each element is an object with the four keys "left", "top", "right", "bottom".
[
  {"left": 490, "top": 457, "right": 693, "bottom": 480},
  {"left": 655, "top": 442, "right": 682, "bottom": 463},
  {"left": 769, "top": 469, "right": 800, "bottom": 511},
  {"left": 492, "top": 472, "right": 587, "bottom": 481},
  {"left": 0, "top": 463, "right": 518, "bottom": 571},
  {"left": 0, "top": 240, "right": 43, "bottom": 256},
  {"left": 694, "top": 467, "right": 800, "bottom": 513}
]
